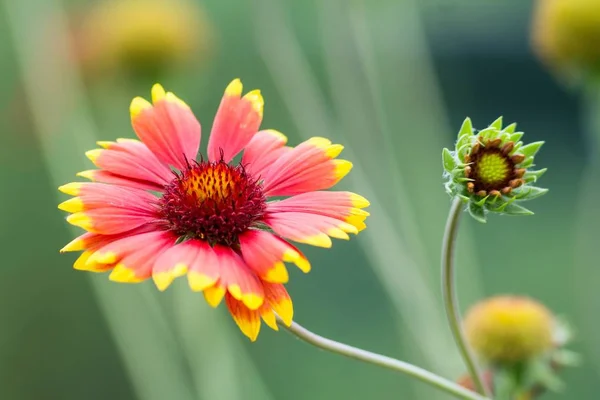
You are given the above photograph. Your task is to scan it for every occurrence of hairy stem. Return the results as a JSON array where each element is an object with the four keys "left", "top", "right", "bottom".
[
  {"left": 442, "top": 198, "right": 490, "bottom": 397},
  {"left": 277, "top": 316, "right": 489, "bottom": 400}
]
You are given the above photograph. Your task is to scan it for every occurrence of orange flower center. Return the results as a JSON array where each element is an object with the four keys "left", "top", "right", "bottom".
[{"left": 158, "top": 159, "right": 266, "bottom": 246}]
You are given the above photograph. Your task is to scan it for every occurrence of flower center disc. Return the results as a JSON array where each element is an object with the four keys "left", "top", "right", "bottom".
[
  {"left": 471, "top": 148, "right": 515, "bottom": 192},
  {"left": 159, "top": 160, "right": 266, "bottom": 246}
]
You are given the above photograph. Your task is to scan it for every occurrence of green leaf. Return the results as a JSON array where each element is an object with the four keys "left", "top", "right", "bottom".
[
  {"left": 468, "top": 202, "right": 487, "bottom": 223},
  {"left": 474, "top": 195, "right": 489, "bottom": 207},
  {"left": 519, "top": 157, "right": 535, "bottom": 169},
  {"left": 523, "top": 168, "right": 547, "bottom": 183},
  {"left": 493, "top": 368, "right": 519, "bottom": 400},
  {"left": 477, "top": 127, "right": 497, "bottom": 141},
  {"left": 456, "top": 119, "right": 474, "bottom": 157},
  {"left": 488, "top": 196, "right": 515, "bottom": 212},
  {"left": 526, "top": 359, "right": 564, "bottom": 392},
  {"left": 502, "top": 203, "right": 534, "bottom": 216},
  {"left": 509, "top": 131, "right": 524, "bottom": 143},
  {"left": 504, "top": 122, "right": 517, "bottom": 133},
  {"left": 442, "top": 148, "right": 456, "bottom": 172},
  {"left": 458, "top": 117, "right": 474, "bottom": 139},
  {"left": 552, "top": 349, "right": 582, "bottom": 367},
  {"left": 519, "top": 141, "right": 545, "bottom": 158},
  {"left": 513, "top": 186, "right": 549, "bottom": 201},
  {"left": 456, "top": 177, "right": 474, "bottom": 183},
  {"left": 489, "top": 116, "right": 503, "bottom": 129}
]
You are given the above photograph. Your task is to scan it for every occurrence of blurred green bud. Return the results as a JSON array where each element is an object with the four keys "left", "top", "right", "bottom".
[{"left": 442, "top": 117, "right": 548, "bottom": 223}]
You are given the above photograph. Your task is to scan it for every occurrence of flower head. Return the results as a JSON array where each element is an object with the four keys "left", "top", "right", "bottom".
[
  {"left": 75, "top": 0, "right": 212, "bottom": 78},
  {"left": 532, "top": 0, "right": 600, "bottom": 81},
  {"left": 464, "top": 296, "right": 554, "bottom": 364},
  {"left": 442, "top": 117, "right": 548, "bottom": 222},
  {"left": 59, "top": 79, "right": 369, "bottom": 341}
]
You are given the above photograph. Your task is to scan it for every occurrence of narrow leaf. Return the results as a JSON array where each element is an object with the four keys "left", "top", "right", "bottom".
[
  {"left": 519, "top": 141, "right": 545, "bottom": 158},
  {"left": 513, "top": 186, "right": 549, "bottom": 201},
  {"left": 523, "top": 168, "right": 547, "bottom": 183},
  {"left": 504, "top": 122, "right": 517, "bottom": 133},
  {"left": 468, "top": 202, "right": 487, "bottom": 223},
  {"left": 442, "top": 148, "right": 456, "bottom": 172},
  {"left": 489, "top": 116, "right": 503, "bottom": 130},
  {"left": 458, "top": 117, "right": 474, "bottom": 138},
  {"left": 509, "top": 132, "right": 524, "bottom": 143},
  {"left": 503, "top": 203, "right": 534, "bottom": 216}
]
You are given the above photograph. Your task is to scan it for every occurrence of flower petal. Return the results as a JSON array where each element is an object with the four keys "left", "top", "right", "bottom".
[
  {"left": 66, "top": 209, "right": 155, "bottom": 235},
  {"left": 262, "top": 137, "right": 352, "bottom": 197},
  {"left": 264, "top": 282, "right": 293, "bottom": 326},
  {"left": 241, "top": 129, "right": 290, "bottom": 178},
  {"left": 265, "top": 212, "right": 360, "bottom": 248},
  {"left": 84, "top": 139, "right": 173, "bottom": 190},
  {"left": 225, "top": 293, "right": 262, "bottom": 342},
  {"left": 89, "top": 231, "right": 176, "bottom": 282},
  {"left": 203, "top": 284, "right": 226, "bottom": 308},
  {"left": 152, "top": 239, "right": 220, "bottom": 292},
  {"left": 266, "top": 191, "right": 369, "bottom": 232},
  {"left": 212, "top": 245, "right": 264, "bottom": 310},
  {"left": 207, "top": 79, "right": 264, "bottom": 163},
  {"left": 60, "top": 183, "right": 159, "bottom": 235},
  {"left": 59, "top": 182, "right": 160, "bottom": 213},
  {"left": 76, "top": 169, "right": 163, "bottom": 192},
  {"left": 131, "top": 84, "right": 201, "bottom": 170},
  {"left": 239, "top": 230, "right": 310, "bottom": 283},
  {"left": 73, "top": 250, "right": 114, "bottom": 273}
]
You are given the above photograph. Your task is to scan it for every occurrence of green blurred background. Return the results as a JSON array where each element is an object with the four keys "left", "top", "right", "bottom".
[{"left": 0, "top": 0, "right": 596, "bottom": 399}]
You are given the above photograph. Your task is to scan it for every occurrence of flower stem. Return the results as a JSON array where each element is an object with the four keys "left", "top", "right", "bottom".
[
  {"left": 442, "top": 198, "right": 490, "bottom": 397},
  {"left": 277, "top": 316, "right": 489, "bottom": 400}
]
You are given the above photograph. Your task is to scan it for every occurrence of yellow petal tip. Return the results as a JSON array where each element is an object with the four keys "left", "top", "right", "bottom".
[
  {"left": 276, "top": 300, "right": 294, "bottom": 327},
  {"left": 350, "top": 193, "right": 370, "bottom": 208},
  {"left": 243, "top": 293, "right": 264, "bottom": 311},
  {"left": 130, "top": 97, "right": 152, "bottom": 119},
  {"left": 228, "top": 284, "right": 243, "bottom": 300},
  {"left": 152, "top": 272, "right": 175, "bottom": 292},
  {"left": 109, "top": 264, "right": 142, "bottom": 283},
  {"left": 60, "top": 238, "right": 85, "bottom": 253},
  {"left": 151, "top": 84, "right": 166, "bottom": 103},
  {"left": 282, "top": 250, "right": 311, "bottom": 273},
  {"left": 243, "top": 90, "right": 264, "bottom": 116},
  {"left": 325, "top": 144, "right": 344, "bottom": 158},
  {"left": 333, "top": 159, "right": 353, "bottom": 180},
  {"left": 264, "top": 262, "right": 289, "bottom": 283},
  {"left": 85, "top": 149, "right": 103, "bottom": 164},
  {"left": 58, "top": 197, "right": 84, "bottom": 213},
  {"left": 58, "top": 182, "right": 83, "bottom": 196},
  {"left": 66, "top": 212, "right": 93, "bottom": 230},
  {"left": 204, "top": 285, "right": 226, "bottom": 308},
  {"left": 96, "top": 141, "right": 113, "bottom": 149},
  {"left": 188, "top": 272, "right": 217, "bottom": 292},
  {"left": 225, "top": 78, "right": 243, "bottom": 97},
  {"left": 76, "top": 170, "right": 96, "bottom": 181},
  {"left": 301, "top": 233, "right": 332, "bottom": 248}
]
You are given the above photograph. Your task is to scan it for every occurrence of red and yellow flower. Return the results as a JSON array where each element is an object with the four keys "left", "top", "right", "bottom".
[{"left": 59, "top": 79, "right": 369, "bottom": 340}]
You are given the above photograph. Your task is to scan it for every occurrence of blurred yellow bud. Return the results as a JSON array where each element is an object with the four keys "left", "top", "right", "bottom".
[
  {"left": 74, "top": 0, "right": 213, "bottom": 78},
  {"left": 531, "top": 0, "right": 600, "bottom": 79},
  {"left": 464, "top": 296, "right": 554, "bottom": 364}
]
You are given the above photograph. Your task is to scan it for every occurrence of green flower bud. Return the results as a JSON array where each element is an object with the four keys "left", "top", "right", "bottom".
[{"left": 442, "top": 117, "right": 548, "bottom": 223}]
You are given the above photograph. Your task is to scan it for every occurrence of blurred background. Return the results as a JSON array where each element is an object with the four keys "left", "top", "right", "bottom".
[{"left": 0, "top": 0, "right": 597, "bottom": 398}]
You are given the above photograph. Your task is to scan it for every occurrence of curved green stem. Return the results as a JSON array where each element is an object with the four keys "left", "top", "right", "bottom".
[
  {"left": 277, "top": 316, "right": 489, "bottom": 400},
  {"left": 442, "top": 198, "right": 490, "bottom": 397}
]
